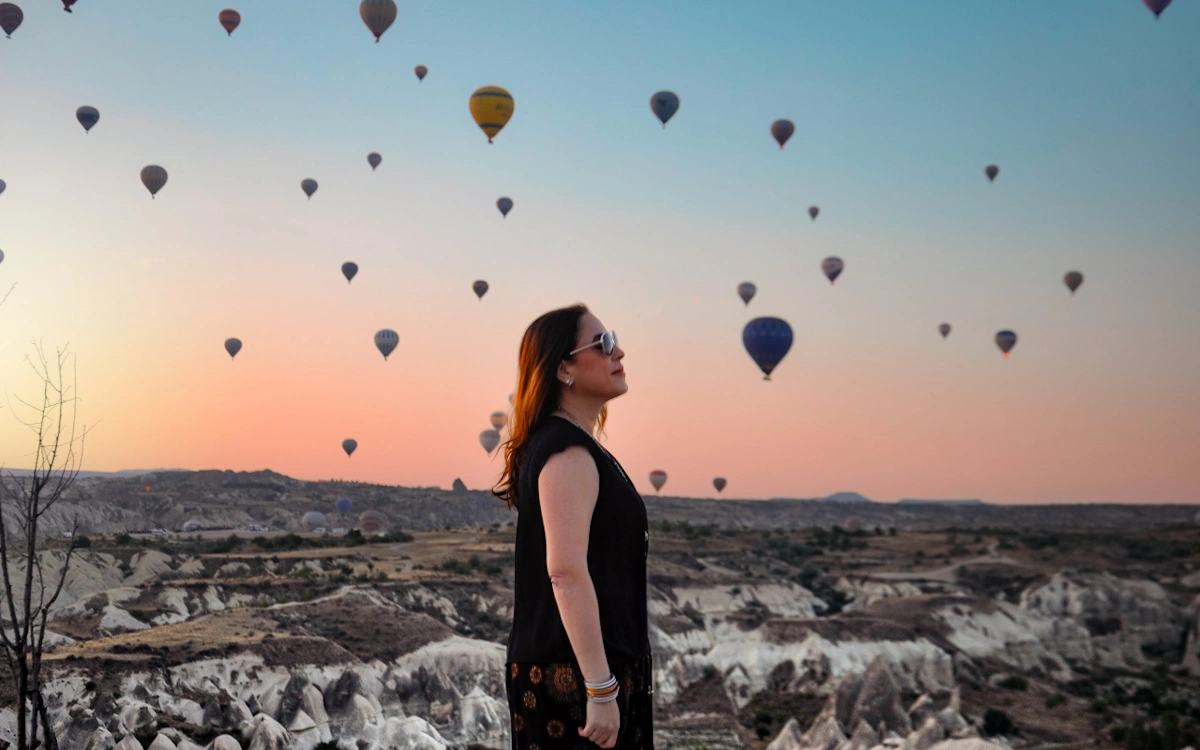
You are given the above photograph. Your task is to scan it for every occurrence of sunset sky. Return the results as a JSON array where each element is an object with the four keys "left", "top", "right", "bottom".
[{"left": 1, "top": 1, "right": 1197, "bottom": 504}]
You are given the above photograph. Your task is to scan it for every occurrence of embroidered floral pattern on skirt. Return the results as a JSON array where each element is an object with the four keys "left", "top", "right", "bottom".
[{"left": 505, "top": 654, "right": 653, "bottom": 749}]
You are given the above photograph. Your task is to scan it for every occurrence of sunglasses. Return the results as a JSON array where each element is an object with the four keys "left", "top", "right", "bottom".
[{"left": 569, "top": 330, "right": 618, "bottom": 357}]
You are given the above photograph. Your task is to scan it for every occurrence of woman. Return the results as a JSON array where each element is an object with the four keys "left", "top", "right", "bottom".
[{"left": 493, "top": 304, "right": 652, "bottom": 749}]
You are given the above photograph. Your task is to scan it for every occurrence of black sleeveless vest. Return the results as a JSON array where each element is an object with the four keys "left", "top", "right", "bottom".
[{"left": 506, "top": 416, "right": 650, "bottom": 665}]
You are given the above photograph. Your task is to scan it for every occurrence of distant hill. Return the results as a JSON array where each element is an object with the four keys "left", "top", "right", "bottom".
[
  {"left": 821, "top": 491, "right": 873, "bottom": 503},
  {"left": 1, "top": 467, "right": 190, "bottom": 479}
]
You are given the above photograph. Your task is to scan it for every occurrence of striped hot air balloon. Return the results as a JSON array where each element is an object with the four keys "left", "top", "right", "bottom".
[
  {"left": 359, "top": 509, "right": 387, "bottom": 535},
  {"left": 0, "top": 3, "right": 23, "bottom": 38},
  {"left": 218, "top": 9, "right": 240, "bottom": 35},
  {"left": 359, "top": 0, "right": 396, "bottom": 42},
  {"left": 649, "top": 471, "right": 667, "bottom": 493},
  {"left": 76, "top": 106, "right": 99, "bottom": 133},
  {"left": 470, "top": 86, "right": 514, "bottom": 143},
  {"left": 141, "top": 165, "right": 168, "bottom": 198},
  {"left": 375, "top": 329, "right": 398, "bottom": 359}
]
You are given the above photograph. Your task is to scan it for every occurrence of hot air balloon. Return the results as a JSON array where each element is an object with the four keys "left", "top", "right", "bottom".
[
  {"left": 496, "top": 197, "right": 513, "bottom": 217},
  {"left": 470, "top": 86, "right": 514, "bottom": 143},
  {"left": 301, "top": 178, "right": 318, "bottom": 199},
  {"left": 844, "top": 515, "right": 864, "bottom": 532},
  {"left": 0, "top": 179, "right": 5, "bottom": 196},
  {"left": 650, "top": 91, "right": 679, "bottom": 128},
  {"left": 737, "top": 282, "right": 757, "bottom": 306},
  {"left": 743, "top": 317, "right": 793, "bottom": 380},
  {"left": 218, "top": 9, "right": 240, "bottom": 35},
  {"left": 0, "top": 249, "right": 5, "bottom": 264},
  {"left": 985, "top": 164, "right": 999, "bottom": 182},
  {"left": 359, "top": 0, "right": 396, "bottom": 42},
  {"left": 182, "top": 519, "right": 206, "bottom": 533},
  {"left": 808, "top": 206, "right": 819, "bottom": 221},
  {"left": 821, "top": 256, "right": 844, "bottom": 284},
  {"left": 414, "top": 65, "right": 427, "bottom": 81},
  {"left": 473, "top": 280, "right": 489, "bottom": 300},
  {"left": 713, "top": 477, "right": 726, "bottom": 493},
  {"left": 76, "top": 106, "right": 99, "bottom": 133},
  {"left": 995, "top": 330, "right": 1017, "bottom": 358},
  {"left": 142, "top": 473, "right": 156, "bottom": 492},
  {"left": 342, "top": 438, "right": 358, "bottom": 457},
  {"left": 61, "top": 0, "right": 75, "bottom": 11},
  {"left": 770, "top": 119, "right": 795, "bottom": 149},
  {"left": 374, "top": 329, "right": 398, "bottom": 360},
  {"left": 336, "top": 497, "right": 353, "bottom": 512},
  {"left": 1143, "top": 0, "right": 1172, "bottom": 18},
  {"left": 649, "top": 471, "right": 667, "bottom": 493},
  {"left": 367, "top": 152, "right": 381, "bottom": 171},
  {"left": 490, "top": 411, "right": 508, "bottom": 431},
  {"left": 1064, "top": 271, "right": 1084, "bottom": 295},
  {"left": 342, "top": 262, "right": 358, "bottom": 282},
  {"left": 0, "top": 3, "right": 23, "bottom": 38},
  {"left": 224, "top": 337, "right": 242, "bottom": 359},
  {"left": 939, "top": 323, "right": 951, "bottom": 339},
  {"left": 302, "top": 511, "right": 328, "bottom": 532},
  {"left": 140, "top": 166, "right": 167, "bottom": 198},
  {"left": 480, "top": 429, "right": 501, "bottom": 454},
  {"left": 359, "top": 509, "right": 387, "bottom": 535}
]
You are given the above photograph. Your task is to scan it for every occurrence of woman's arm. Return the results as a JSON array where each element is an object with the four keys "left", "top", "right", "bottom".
[{"left": 539, "top": 445, "right": 609, "bottom": 683}]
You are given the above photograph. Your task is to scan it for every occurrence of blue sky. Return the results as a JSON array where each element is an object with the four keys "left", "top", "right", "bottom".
[{"left": 0, "top": 1, "right": 1197, "bottom": 503}]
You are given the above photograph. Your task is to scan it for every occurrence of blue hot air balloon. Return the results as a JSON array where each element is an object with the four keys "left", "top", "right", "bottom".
[
  {"left": 650, "top": 91, "right": 679, "bottom": 128},
  {"left": 336, "top": 497, "right": 353, "bottom": 512},
  {"left": 742, "top": 317, "right": 793, "bottom": 380},
  {"left": 342, "top": 262, "right": 358, "bottom": 283}
]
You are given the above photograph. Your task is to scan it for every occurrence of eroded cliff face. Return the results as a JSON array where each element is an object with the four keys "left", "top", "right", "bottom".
[{"left": 4, "top": 523, "right": 1199, "bottom": 750}]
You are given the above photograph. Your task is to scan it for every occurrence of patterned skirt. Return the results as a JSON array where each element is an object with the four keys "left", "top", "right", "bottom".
[{"left": 505, "top": 654, "right": 654, "bottom": 749}]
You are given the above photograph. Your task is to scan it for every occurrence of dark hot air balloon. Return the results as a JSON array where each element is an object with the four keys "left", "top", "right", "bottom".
[
  {"left": 414, "top": 65, "right": 427, "bottom": 81},
  {"left": 995, "top": 330, "right": 1017, "bottom": 358},
  {"left": 359, "top": 0, "right": 396, "bottom": 42},
  {"left": 770, "top": 119, "right": 794, "bottom": 149},
  {"left": 473, "top": 280, "right": 489, "bottom": 300},
  {"left": 650, "top": 91, "right": 679, "bottom": 128},
  {"left": 374, "top": 329, "right": 398, "bottom": 359},
  {"left": 218, "top": 9, "right": 240, "bottom": 35},
  {"left": 336, "top": 497, "right": 353, "bottom": 512},
  {"left": 342, "top": 438, "right": 357, "bottom": 457},
  {"left": 713, "top": 477, "right": 726, "bottom": 493},
  {"left": 1064, "top": 271, "right": 1084, "bottom": 294},
  {"left": 367, "top": 152, "right": 381, "bottom": 171},
  {"left": 985, "top": 164, "right": 999, "bottom": 182},
  {"left": 808, "top": 206, "right": 819, "bottom": 221},
  {"left": 61, "top": 0, "right": 76, "bottom": 11},
  {"left": 737, "top": 282, "right": 756, "bottom": 306},
  {"left": 743, "top": 317, "right": 793, "bottom": 380},
  {"left": 496, "top": 197, "right": 513, "bottom": 217},
  {"left": 224, "top": 338, "right": 242, "bottom": 359},
  {"left": 821, "top": 256, "right": 844, "bottom": 284},
  {"left": 342, "top": 262, "right": 358, "bottom": 282},
  {"left": 1143, "top": 0, "right": 1172, "bottom": 18},
  {"left": 301, "top": 178, "right": 318, "bottom": 199},
  {"left": 76, "top": 106, "right": 99, "bottom": 133},
  {"left": 141, "top": 165, "right": 168, "bottom": 198},
  {"left": 480, "top": 429, "right": 501, "bottom": 454},
  {"left": 0, "top": 3, "right": 23, "bottom": 38},
  {"left": 939, "top": 323, "right": 951, "bottom": 339}
]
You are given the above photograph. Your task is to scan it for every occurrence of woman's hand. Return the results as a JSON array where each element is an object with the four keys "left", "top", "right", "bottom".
[{"left": 578, "top": 699, "right": 620, "bottom": 748}]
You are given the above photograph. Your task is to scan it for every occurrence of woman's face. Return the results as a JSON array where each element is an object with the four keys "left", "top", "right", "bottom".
[{"left": 564, "top": 312, "right": 627, "bottom": 400}]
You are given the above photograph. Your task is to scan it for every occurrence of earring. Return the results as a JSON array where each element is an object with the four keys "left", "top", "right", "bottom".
[{"left": 565, "top": 377, "right": 574, "bottom": 387}]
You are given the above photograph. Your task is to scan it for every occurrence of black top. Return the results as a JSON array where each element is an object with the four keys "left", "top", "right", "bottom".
[{"left": 506, "top": 416, "right": 651, "bottom": 665}]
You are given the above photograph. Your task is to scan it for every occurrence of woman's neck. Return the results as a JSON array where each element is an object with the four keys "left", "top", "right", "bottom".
[{"left": 556, "top": 397, "right": 602, "bottom": 434}]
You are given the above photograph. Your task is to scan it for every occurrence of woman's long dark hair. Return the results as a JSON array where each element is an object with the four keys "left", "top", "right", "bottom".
[{"left": 492, "top": 304, "right": 607, "bottom": 510}]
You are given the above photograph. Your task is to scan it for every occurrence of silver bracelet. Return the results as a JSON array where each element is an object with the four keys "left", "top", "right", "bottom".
[
  {"left": 587, "top": 686, "right": 619, "bottom": 703},
  {"left": 585, "top": 674, "right": 617, "bottom": 690}
]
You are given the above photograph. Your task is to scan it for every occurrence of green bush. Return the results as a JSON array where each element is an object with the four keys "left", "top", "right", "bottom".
[
  {"left": 71, "top": 535, "right": 92, "bottom": 549},
  {"left": 113, "top": 533, "right": 133, "bottom": 546},
  {"left": 999, "top": 675, "right": 1028, "bottom": 691},
  {"left": 982, "top": 709, "right": 1014, "bottom": 737}
]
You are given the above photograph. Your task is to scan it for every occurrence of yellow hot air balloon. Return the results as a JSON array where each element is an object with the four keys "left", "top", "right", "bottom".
[{"left": 470, "top": 86, "right": 514, "bottom": 143}]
